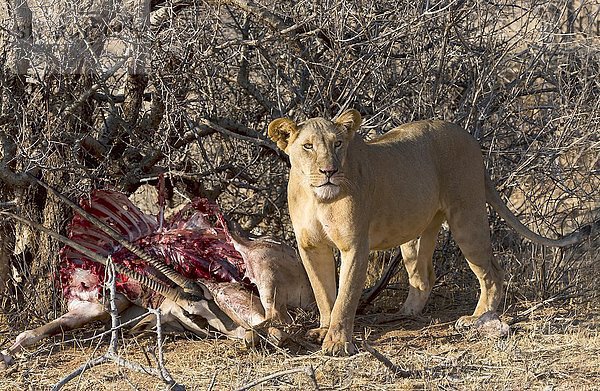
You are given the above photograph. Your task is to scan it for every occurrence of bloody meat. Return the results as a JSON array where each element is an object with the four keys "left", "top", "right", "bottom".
[{"left": 59, "top": 190, "right": 252, "bottom": 305}]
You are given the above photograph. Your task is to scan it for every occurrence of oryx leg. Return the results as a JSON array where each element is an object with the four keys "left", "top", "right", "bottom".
[{"left": 1, "top": 294, "right": 131, "bottom": 367}]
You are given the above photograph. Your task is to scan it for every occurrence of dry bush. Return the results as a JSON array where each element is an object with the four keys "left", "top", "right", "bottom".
[{"left": 0, "top": 0, "right": 598, "bottom": 336}]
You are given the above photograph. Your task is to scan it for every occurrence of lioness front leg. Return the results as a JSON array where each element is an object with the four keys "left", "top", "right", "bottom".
[
  {"left": 323, "top": 244, "right": 369, "bottom": 356},
  {"left": 298, "top": 245, "right": 337, "bottom": 344}
]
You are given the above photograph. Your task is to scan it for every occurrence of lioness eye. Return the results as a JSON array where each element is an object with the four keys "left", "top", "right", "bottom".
[
  {"left": 334, "top": 140, "right": 342, "bottom": 148},
  {"left": 303, "top": 143, "right": 313, "bottom": 150}
]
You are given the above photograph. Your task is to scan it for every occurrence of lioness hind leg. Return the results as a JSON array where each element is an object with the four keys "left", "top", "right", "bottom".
[
  {"left": 400, "top": 212, "right": 444, "bottom": 316},
  {"left": 447, "top": 207, "right": 504, "bottom": 320}
]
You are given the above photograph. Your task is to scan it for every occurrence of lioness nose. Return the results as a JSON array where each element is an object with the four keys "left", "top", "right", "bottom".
[{"left": 319, "top": 167, "right": 338, "bottom": 177}]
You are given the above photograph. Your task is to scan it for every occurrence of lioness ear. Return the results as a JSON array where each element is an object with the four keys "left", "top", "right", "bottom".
[
  {"left": 268, "top": 118, "right": 297, "bottom": 152},
  {"left": 335, "top": 109, "right": 362, "bottom": 136}
]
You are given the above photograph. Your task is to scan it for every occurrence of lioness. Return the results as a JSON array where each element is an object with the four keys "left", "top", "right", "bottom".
[{"left": 268, "top": 109, "right": 591, "bottom": 356}]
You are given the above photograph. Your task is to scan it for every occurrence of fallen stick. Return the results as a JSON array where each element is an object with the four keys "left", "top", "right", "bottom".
[
  {"left": 234, "top": 365, "right": 319, "bottom": 391},
  {"left": 207, "top": 372, "right": 218, "bottom": 391},
  {"left": 361, "top": 341, "right": 413, "bottom": 378}
]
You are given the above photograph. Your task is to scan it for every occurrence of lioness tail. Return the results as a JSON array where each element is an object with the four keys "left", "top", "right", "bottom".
[{"left": 484, "top": 173, "right": 597, "bottom": 247}]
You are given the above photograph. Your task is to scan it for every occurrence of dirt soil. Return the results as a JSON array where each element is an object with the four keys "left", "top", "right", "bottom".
[{"left": 0, "top": 296, "right": 598, "bottom": 391}]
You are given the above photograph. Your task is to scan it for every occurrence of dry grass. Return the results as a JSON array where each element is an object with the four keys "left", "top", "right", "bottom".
[
  {"left": 0, "top": 294, "right": 598, "bottom": 390},
  {"left": 1, "top": 216, "right": 596, "bottom": 390}
]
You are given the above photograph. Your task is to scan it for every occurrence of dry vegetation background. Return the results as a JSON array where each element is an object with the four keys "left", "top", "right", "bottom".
[{"left": 0, "top": 0, "right": 599, "bottom": 389}]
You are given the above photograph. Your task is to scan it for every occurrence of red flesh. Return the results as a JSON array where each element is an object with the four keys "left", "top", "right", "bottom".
[{"left": 59, "top": 190, "right": 250, "bottom": 304}]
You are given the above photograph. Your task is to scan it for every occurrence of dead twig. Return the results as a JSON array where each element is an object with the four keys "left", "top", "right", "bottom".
[
  {"left": 51, "top": 356, "right": 111, "bottom": 390},
  {"left": 361, "top": 341, "right": 413, "bottom": 378},
  {"left": 62, "top": 55, "right": 129, "bottom": 117},
  {"left": 52, "top": 260, "right": 183, "bottom": 390},
  {"left": 0, "top": 200, "right": 17, "bottom": 209},
  {"left": 234, "top": 365, "right": 319, "bottom": 391},
  {"left": 195, "top": 118, "right": 280, "bottom": 153},
  {"left": 207, "top": 372, "right": 218, "bottom": 391}
]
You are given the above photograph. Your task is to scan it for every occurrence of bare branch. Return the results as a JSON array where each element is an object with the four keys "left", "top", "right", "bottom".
[
  {"left": 0, "top": 132, "right": 31, "bottom": 188},
  {"left": 234, "top": 365, "right": 319, "bottom": 391},
  {"left": 197, "top": 118, "right": 279, "bottom": 152},
  {"left": 362, "top": 342, "right": 413, "bottom": 378},
  {"left": 51, "top": 263, "right": 182, "bottom": 390}
]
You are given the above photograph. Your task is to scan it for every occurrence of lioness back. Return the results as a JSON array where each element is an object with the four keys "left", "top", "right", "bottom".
[
  {"left": 356, "top": 120, "right": 486, "bottom": 248},
  {"left": 369, "top": 120, "right": 482, "bottom": 159}
]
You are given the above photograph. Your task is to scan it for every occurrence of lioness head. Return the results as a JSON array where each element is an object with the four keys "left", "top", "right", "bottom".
[{"left": 268, "top": 109, "right": 362, "bottom": 201}]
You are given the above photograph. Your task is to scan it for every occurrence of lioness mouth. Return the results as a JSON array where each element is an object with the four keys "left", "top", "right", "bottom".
[{"left": 316, "top": 182, "right": 337, "bottom": 188}]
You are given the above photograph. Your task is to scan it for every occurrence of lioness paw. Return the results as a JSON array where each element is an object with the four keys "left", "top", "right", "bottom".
[
  {"left": 306, "top": 327, "right": 328, "bottom": 343},
  {"left": 322, "top": 329, "right": 356, "bottom": 356},
  {"left": 322, "top": 339, "right": 356, "bottom": 356},
  {"left": 455, "top": 315, "right": 479, "bottom": 330}
]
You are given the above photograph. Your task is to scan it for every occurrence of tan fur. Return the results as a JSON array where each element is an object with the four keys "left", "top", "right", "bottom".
[
  {"left": 268, "top": 109, "right": 587, "bottom": 356},
  {"left": 228, "top": 233, "right": 315, "bottom": 323}
]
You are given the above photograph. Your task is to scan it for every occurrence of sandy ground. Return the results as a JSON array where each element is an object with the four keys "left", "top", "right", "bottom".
[{"left": 0, "top": 296, "right": 598, "bottom": 390}]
